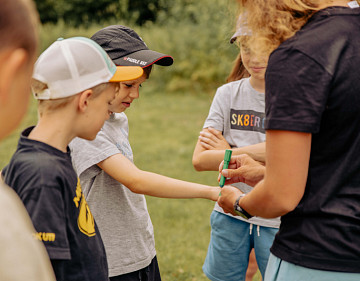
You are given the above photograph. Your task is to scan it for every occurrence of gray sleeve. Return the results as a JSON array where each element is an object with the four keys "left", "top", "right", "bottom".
[
  {"left": 69, "top": 130, "right": 120, "bottom": 176},
  {"left": 203, "top": 86, "right": 228, "bottom": 132}
]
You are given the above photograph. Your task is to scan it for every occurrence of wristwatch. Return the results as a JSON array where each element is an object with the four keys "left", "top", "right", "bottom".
[{"left": 234, "top": 194, "right": 253, "bottom": 219}]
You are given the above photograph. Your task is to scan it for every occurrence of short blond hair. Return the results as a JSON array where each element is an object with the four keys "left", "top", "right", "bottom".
[{"left": 32, "top": 79, "right": 111, "bottom": 116}]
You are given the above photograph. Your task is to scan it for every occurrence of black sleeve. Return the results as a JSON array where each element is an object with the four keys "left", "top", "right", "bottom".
[
  {"left": 265, "top": 48, "right": 332, "bottom": 133},
  {"left": 22, "top": 185, "right": 71, "bottom": 260}
]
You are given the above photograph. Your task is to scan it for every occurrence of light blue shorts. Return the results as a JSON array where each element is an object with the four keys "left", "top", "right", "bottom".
[
  {"left": 265, "top": 253, "right": 360, "bottom": 281},
  {"left": 203, "top": 210, "right": 278, "bottom": 281}
]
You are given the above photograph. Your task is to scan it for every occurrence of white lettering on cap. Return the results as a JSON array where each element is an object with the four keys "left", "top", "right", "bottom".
[{"left": 124, "top": 57, "right": 147, "bottom": 65}]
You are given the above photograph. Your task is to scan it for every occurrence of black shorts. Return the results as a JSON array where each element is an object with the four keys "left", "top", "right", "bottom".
[{"left": 110, "top": 256, "right": 161, "bottom": 281}]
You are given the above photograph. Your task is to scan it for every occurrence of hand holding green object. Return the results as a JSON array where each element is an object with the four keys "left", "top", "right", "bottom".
[{"left": 219, "top": 149, "right": 232, "bottom": 190}]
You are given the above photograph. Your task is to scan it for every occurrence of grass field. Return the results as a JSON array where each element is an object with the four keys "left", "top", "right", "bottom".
[{"left": 0, "top": 85, "right": 261, "bottom": 281}]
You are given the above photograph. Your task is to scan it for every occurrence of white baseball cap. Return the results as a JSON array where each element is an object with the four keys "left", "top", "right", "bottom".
[
  {"left": 32, "top": 37, "right": 144, "bottom": 100},
  {"left": 230, "top": 14, "right": 252, "bottom": 44}
]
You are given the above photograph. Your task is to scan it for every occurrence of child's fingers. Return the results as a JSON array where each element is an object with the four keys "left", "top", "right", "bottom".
[
  {"left": 198, "top": 135, "right": 211, "bottom": 144},
  {"left": 199, "top": 140, "right": 213, "bottom": 150},
  {"left": 207, "top": 127, "right": 223, "bottom": 140},
  {"left": 200, "top": 131, "right": 217, "bottom": 142},
  {"left": 199, "top": 136, "right": 217, "bottom": 149}
]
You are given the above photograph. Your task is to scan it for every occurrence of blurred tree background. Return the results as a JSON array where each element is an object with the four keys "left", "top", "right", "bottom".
[
  {"left": 35, "top": 0, "right": 158, "bottom": 26},
  {"left": 34, "top": 0, "right": 240, "bottom": 95}
]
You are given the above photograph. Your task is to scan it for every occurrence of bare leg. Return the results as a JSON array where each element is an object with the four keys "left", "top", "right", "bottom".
[{"left": 245, "top": 249, "right": 260, "bottom": 281}]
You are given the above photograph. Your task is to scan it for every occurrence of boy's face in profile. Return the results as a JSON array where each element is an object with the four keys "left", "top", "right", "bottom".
[
  {"left": 108, "top": 73, "right": 147, "bottom": 113},
  {"left": 81, "top": 83, "right": 118, "bottom": 140}
]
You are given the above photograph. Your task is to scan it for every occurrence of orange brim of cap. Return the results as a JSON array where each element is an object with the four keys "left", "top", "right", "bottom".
[{"left": 109, "top": 66, "right": 144, "bottom": 82}]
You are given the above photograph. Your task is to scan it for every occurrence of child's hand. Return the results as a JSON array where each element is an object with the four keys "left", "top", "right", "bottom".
[
  {"left": 218, "top": 186, "right": 243, "bottom": 216},
  {"left": 218, "top": 154, "right": 265, "bottom": 187},
  {"left": 198, "top": 127, "right": 231, "bottom": 150}
]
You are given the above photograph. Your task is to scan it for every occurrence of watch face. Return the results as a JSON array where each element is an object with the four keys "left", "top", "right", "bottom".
[{"left": 234, "top": 206, "right": 250, "bottom": 219}]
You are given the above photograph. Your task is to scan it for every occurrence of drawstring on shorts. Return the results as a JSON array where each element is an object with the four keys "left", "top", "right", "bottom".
[{"left": 249, "top": 223, "right": 260, "bottom": 236}]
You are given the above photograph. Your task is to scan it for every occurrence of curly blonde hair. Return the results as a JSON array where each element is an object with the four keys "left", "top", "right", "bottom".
[{"left": 237, "top": 0, "right": 359, "bottom": 55}]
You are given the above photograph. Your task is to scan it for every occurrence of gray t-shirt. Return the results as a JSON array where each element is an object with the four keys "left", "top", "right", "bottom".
[
  {"left": 70, "top": 113, "right": 155, "bottom": 276},
  {"left": 204, "top": 78, "right": 280, "bottom": 228}
]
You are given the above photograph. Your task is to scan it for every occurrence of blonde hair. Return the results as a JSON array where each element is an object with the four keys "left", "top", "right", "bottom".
[
  {"left": 32, "top": 79, "right": 111, "bottom": 116},
  {"left": 237, "top": 0, "right": 329, "bottom": 55}
]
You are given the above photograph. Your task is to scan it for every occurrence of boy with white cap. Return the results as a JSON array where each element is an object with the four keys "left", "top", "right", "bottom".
[
  {"left": 2, "top": 36, "right": 143, "bottom": 281},
  {"left": 69, "top": 25, "right": 220, "bottom": 281},
  {"left": 0, "top": 0, "right": 55, "bottom": 279}
]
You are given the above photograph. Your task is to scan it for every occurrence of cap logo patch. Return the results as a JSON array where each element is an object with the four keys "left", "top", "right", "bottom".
[{"left": 124, "top": 56, "right": 148, "bottom": 66}]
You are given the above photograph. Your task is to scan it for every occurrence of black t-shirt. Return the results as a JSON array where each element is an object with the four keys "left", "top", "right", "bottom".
[
  {"left": 3, "top": 127, "right": 109, "bottom": 281},
  {"left": 265, "top": 7, "right": 360, "bottom": 273}
]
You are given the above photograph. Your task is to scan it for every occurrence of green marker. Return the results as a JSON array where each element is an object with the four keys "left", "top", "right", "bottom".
[{"left": 219, "top": 149, "right": 232, "bottom": 188}]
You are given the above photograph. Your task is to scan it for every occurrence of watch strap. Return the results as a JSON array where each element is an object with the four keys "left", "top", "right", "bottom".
[{"left": 234, "top": 194, "right": 253, "bottom": 219}]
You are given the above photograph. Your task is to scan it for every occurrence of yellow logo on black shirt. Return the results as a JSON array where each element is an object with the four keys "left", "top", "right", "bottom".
[
  {"left": 33, "top": 232, "right": 56, "bottom": 241},
  {"left": 73, "top": 178, "right": 96, "bottom": 237}
]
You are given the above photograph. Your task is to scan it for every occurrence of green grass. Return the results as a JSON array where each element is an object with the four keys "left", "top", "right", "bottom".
[{"left": 0, "top": 87, "right": 261, "bottom": 281}]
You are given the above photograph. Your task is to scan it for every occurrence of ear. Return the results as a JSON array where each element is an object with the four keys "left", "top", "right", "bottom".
[
  {"left": 77, "top": 89, "right": 93, "bottom": 113},
  {"left": 0, "top": 48, "right": 28, "bottom": 105}
]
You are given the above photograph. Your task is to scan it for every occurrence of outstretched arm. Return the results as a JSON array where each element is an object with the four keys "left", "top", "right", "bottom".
[
  {"left": 97, "top": 153, "right": 220, "bottom": 201},
  {"left": 192, "top": 127, "right": 266, "bottom": 171}
]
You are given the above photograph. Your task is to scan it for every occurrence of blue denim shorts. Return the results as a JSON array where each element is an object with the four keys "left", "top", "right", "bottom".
[
  {"left": 265, "top": 253, "right": 360, "bottom": 281},
  {"left": 203, "top": 210, "right": 278, "bottom": 281}
]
